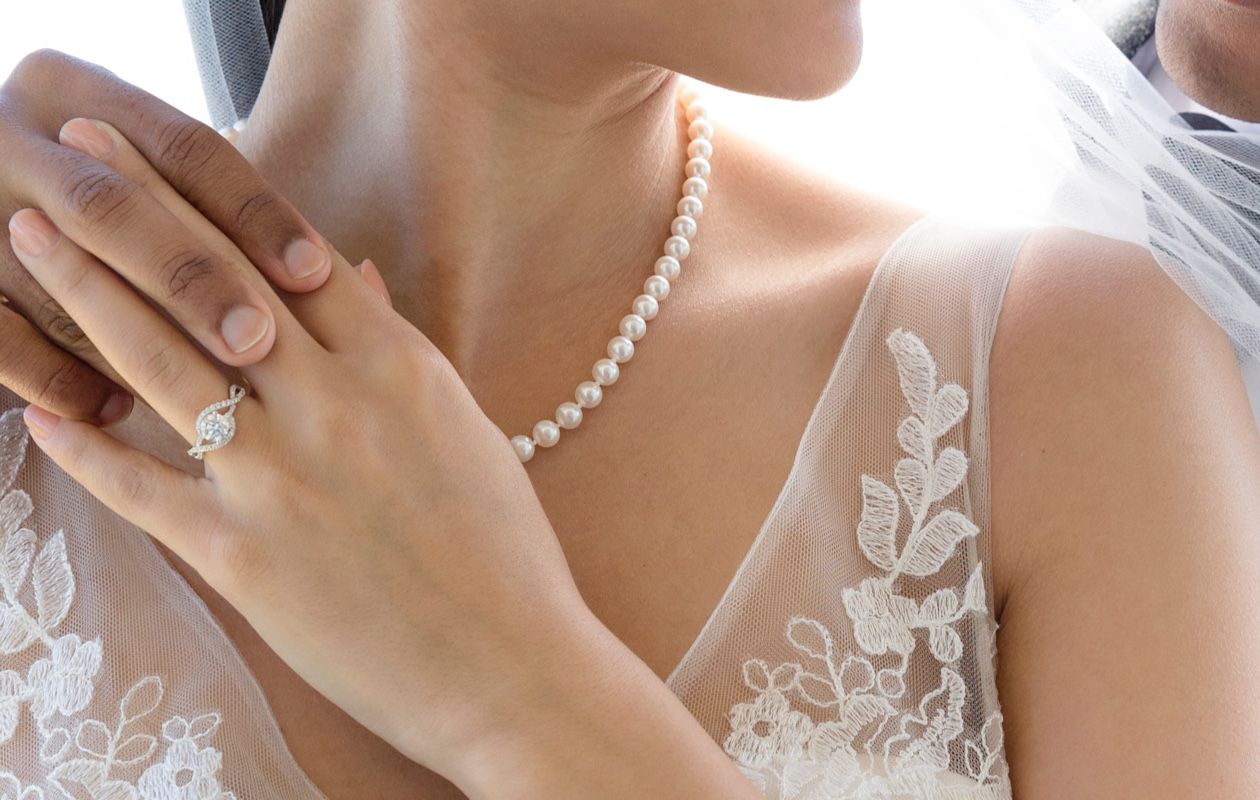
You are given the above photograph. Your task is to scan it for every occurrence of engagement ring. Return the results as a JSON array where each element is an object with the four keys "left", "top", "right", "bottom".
[{"left": 188, "top": 384, "right": 247, "bottom": 460}]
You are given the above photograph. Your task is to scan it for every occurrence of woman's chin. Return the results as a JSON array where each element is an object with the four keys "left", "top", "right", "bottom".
[{"left": 710, "top": 14, "right": 863, "bottom": 101}]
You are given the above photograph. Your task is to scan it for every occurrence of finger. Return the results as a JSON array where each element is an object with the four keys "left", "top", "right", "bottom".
[
  {"left": 22, "top": 404, "right": 217, "bottom": 566},
  {"left": 275, "top": 249, "right": 402, "bottom": 352},
  {"left": 4, "top": 49, "right": 332, "bottom": 293},
  {"left": 16, "top": 132, "right": 283, "bottom": 366},
  {"left": 0, "top": 245, "right": 112, "bottom": 371},
  {"left": 56, "top": 118, "right": 324, "bottom": 372},
  {"left": 9, "top": 209, "right": 242, "bottom": 439},
  {"left": 355, "top": 259, "right": 392, "bottom": 306},
  {"left": 74, "top": 117, "right": 389, "bottom": 356},
  {"left": 0, "top": 302, "right": 132, "bottom": 424},
  {"left": 57, "top": 116, "right": 389, "bottom": 358}
]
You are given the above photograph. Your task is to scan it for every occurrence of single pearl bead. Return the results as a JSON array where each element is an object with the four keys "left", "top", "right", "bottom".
[
  {"left": 608, "top": 335, "right": 635, "bottom": 363},
  {"left": 682, "top": 177, "right": 708, "bottom": 199},
  {"left": 576, "top": 380, "right": 603, "bottom": 408},
  {"left": 685, "top": 101, "right": 708, "bottom": 122},
  {"left": 556, "top": 402, "right": 583, "bottom": 430},
  {"left": 633, "top": 293, "right": 659, "bottom": 320},
  {"left": 688, "top": 139, "right": 713, "bottom": 160},
  {"left": 654, "top": 255, "right": 681, "bottom": 280},
  {"left": 664, "top": 235, "right": 690, "bottom": 260},
  {"left": 688, "top": 118, "right": 713, "bottom": 141},
  {"left": 671, "top": 216, "right": 697, "bottom": 240},
  {"left": 645, "top": 275, "right": 671, "bottom": 300},
  {"left": 593, "top": 358, "right": 620, "bottom": 386},
  {"left": 685, "top": 157, "right": 711, "bottom": 179},
  {"left": 678, "top": 196, "right": 703, "bottom": 218},
  {"left": 679, "top": 86, "right": 699, "bottom": 106},
  {"left": 619, "top": 313, "right": 647, "bottom": 341},
  {"left": 511, "top": 435, "right": 535, "bottom": 462},
  {"left": 533, "top": 419, "right": 560, "bottom": 448}
]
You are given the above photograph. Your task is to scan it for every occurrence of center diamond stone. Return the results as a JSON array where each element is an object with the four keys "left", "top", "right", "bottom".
[{"left": 196, "top": 413, "right": 234, "bottom": 443}]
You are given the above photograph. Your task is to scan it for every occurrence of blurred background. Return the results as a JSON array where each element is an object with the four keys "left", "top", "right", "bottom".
[
  {"left": 0, "top": 1, "right": 1145, "bottom": 214},
  {"left": 0, "top": 0, "right": 1249, "bottom": 223},
  {"left": 0, "top": 1, "right": 209, "bottom": 121}
]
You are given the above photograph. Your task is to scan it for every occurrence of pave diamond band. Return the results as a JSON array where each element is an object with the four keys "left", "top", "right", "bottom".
[{"left": 188, "top": 384, "right": 247, "bottom": 460}]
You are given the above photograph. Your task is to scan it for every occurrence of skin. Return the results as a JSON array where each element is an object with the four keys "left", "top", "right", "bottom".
[
  {"left": 1157, "top": 0, "right": 1260, "bottom": 122},
  {"left": 4, "top": 0, "right": 1260, "bottom": 798},
  {"left": 990, "top": 230, "right": 1260, "bottom": 797},
  {"left": 0, "top": 50, "right": 347, "bottom": 420}
]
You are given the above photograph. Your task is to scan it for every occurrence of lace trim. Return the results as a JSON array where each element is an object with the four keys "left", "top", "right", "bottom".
[
  {"left": 721, "top": 329, "right": 1013, "bottom": 799},
  {"left": 0, "top": 410, "right": 237, "bottom": 800}
]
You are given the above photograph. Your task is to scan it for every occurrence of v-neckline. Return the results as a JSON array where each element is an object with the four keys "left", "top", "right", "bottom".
[
  {"left": 131, "top": 214, "right": 933, "bottom": 799},
  {"left": 663, "top": 213, "right": 931, "bottom": 690}
]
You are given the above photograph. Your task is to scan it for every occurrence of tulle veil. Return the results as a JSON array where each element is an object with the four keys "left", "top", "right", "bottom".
[{"left": 693, "top": 0, "right": 1260, "bottom": 425}]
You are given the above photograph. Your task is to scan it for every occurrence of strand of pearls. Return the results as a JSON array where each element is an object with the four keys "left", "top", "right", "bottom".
[{"left": 509, "top": 85, "right": 713, "bottom": 463}]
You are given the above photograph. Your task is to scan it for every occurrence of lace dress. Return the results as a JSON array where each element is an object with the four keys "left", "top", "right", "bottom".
[{"left": 0, "top": 215, "right": 1025, "bottom": 799}]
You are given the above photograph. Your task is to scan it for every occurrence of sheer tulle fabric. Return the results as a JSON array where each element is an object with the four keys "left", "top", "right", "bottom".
[
  {"left": 2, "top": 0, "right": 1257, "bottom": 797},
  {"left": 665, "top": 218, "right": 1026, "bottom": 798}
]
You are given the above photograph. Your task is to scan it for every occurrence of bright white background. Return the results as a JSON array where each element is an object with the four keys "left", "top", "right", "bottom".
[
  {"left": 0, "top": 2, "right": 1054, "bottom": 221},
  {"left": 0, "top": 1, "right": 210, "bottom": 123}
]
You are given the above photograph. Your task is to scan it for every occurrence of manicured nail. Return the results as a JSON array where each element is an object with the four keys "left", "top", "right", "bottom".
[
  {"left": 8, "top": 211, "right": 59, "bottom": 258},
  {"left": 221, "top": 305, "right": 270, "bottom": 353},
  {"left": 97, "top": 391, "right": 133, "bottom": 426},
  {"left": 60, "top": 118, "right": 116, "bottom": 161},
  {"left": 23, "top": 405, "right": 60, "bottom": 440},
  {"left": 283, "top": 237, "right": 330, "bottom": 280},
  {"left": 361, "top": 258, "right": 390, "bottom": 303}
]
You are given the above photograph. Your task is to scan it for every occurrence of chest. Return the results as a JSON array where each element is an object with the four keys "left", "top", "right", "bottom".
[{"left": 154, "top": 270, "right": 867, "bottom": 799}]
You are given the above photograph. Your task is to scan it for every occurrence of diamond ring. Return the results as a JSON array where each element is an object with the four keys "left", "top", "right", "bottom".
[{"left": 188, "top": 384, "right": 247, "bottom": 460}]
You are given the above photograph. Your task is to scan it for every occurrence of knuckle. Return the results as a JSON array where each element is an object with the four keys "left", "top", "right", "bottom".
[
  {"left": 7, "top": 49, "right": 71, "bottom": 89},
  {"left": 60, "top": 164, "right": 137, "bottom": 227},
  {"left": 33, "top": 358, "right": 83, "bottom": 409},
  {"left": 412, "top": 340, "right": 457, "bottom": 387},
  {"left": 154, "top": 247, "right": 220, "bottom": 302},
  {"left": 314, "top": 402, "right": 360, "bottom": 441},
  {"left": 154, "top": 117, "right": 217, "bottom": 179},
  {"left": 132, "top": 340, "right": 187, "bottom": 394},
  {"left": 232, "top": 189, "right": 280, "bottom": 236},
  {"left": 206, "top": 526, "right": 269, "bottom": 590},
  {"left": 36, "top": 297, "right": 93, "bottom": 356},
  {"left": 113, "top": 461, "right": 157, "bottom": 510},
  {"left": 378, "top": 327, "right": 440, "bottom": 373}
]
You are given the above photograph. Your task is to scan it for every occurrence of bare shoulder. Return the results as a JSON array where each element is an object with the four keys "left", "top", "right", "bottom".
[
  {"left": 987, "top": 226, "right": 1260, "bottom": 797},
  {"left": 988, "top": 227, "right": 1257, "bottom": 601},
  {"left": 709, "top": 127, "right": 924, "bottom": 289}
]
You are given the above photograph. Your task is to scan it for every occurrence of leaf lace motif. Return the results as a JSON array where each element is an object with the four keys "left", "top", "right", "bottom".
[
  {"left": 721, "top": 330, "right": 1012, "bottom": 800},
  {"left": 0, "top": 410, "right": 236, "bottom": 800}
]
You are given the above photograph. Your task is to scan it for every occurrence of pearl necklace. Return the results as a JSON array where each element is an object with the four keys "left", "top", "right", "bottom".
[{"left": 509, "top": 85, "right": 713, "bottom": 463}]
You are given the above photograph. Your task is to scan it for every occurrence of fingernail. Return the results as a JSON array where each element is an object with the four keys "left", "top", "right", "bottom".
[
  {"left": 8, "top": 211, "right": 59, "bottom": 259},
  {"left": 283, "top": 237, "right": 330, "bottom": 280},
  {"left": 221, "top": 305, "right": 270, "bottom": 354},
  {"left": 97, "top": 391, "right": 133, "bottom": 426},
  {"left": 361, "top": 258, "right": 390, "bottom": 303},
  {"left": 60, "top": 118, "right": 116, "bottom": 161},
  {"left": 23, "top": 405, "right": 60, "bottom": 441}
]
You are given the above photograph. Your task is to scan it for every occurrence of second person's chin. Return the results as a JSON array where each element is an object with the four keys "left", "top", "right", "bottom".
[{"left": 1156, "top": 0, "right": 1260, "bottom": 123}]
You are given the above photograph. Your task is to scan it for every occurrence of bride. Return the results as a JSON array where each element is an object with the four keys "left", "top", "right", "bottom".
[{"left": 0, "top": 0, "right": 1257, "bottom": 797}]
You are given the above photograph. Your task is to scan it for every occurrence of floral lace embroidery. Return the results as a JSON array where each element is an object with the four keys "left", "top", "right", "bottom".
[
  {"left": 0, "top": 410, "right": 237, "bottom": 800},
  {"left": 721, "top": 329, "right": 1013, "bottom": 799}
]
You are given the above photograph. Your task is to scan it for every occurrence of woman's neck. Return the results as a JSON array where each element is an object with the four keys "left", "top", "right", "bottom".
[{"left": 234, "top": 0, "right": 693, "bottom": 384}]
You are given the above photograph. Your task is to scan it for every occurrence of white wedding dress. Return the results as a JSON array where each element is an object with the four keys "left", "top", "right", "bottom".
[
  {"left": 3, "top": 0, "right": 1259, "bottom": 795},
  {"left": 0, "top": 214, "right": 1024, "bottom": 799}
]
